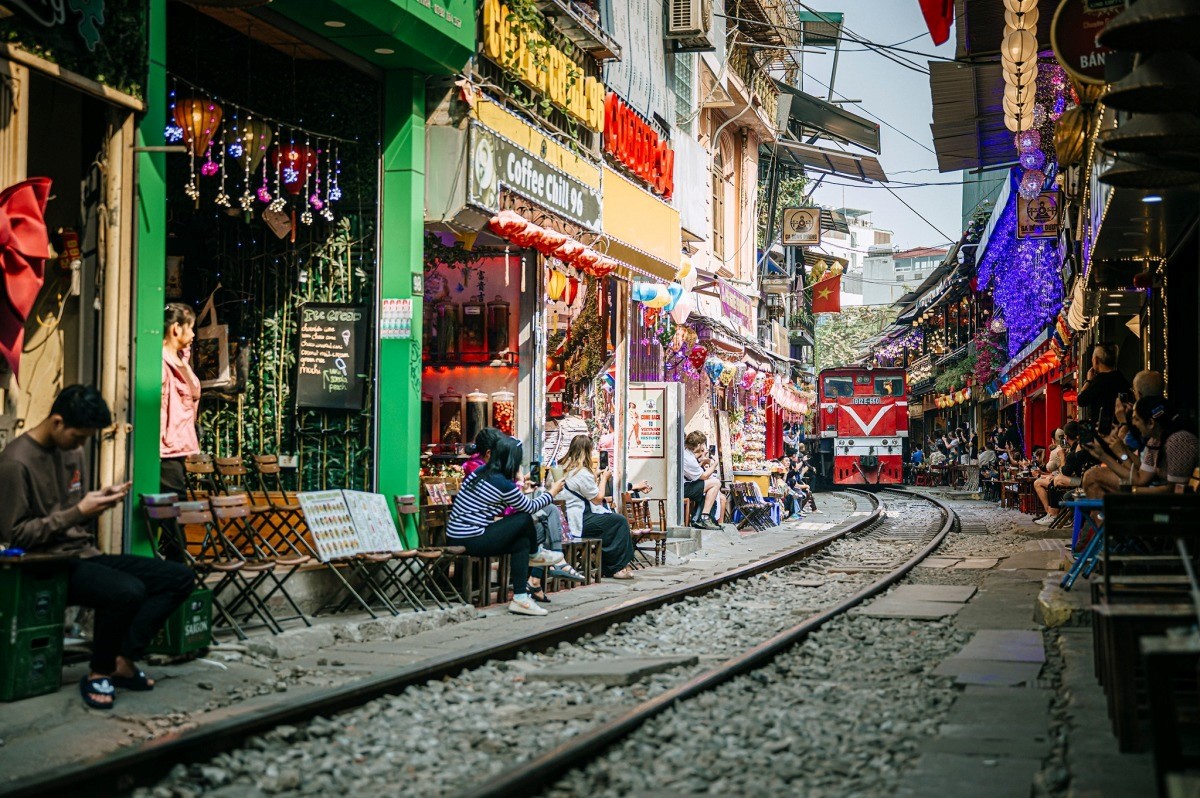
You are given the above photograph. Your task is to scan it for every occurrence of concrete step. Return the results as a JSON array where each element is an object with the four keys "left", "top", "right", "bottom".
[{"left": 665, "top": 527, "right": 702, "bottom": 557}]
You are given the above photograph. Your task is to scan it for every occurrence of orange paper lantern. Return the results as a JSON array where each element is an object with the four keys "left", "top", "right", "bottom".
[{"left": 174, "top": 98, "right": 224, "bottom": 154}]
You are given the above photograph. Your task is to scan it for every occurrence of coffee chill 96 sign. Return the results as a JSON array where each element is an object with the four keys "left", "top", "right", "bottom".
[{"left": 469, "top": 123, "right": 602, "bottom": 230}]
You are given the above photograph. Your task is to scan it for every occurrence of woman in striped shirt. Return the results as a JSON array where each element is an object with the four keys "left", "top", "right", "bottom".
[{"left": 447, "top": 435, "right": 569, "bottom": 616}]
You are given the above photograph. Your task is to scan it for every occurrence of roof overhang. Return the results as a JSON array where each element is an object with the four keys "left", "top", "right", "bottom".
[
  {"left": 774, "top": 80, "right": 881, "bottom": 153},
  {"left": 928, "top": 59, "right": 1016, "bottom": 174},
  {"left": 775, "top": 139, "right": 888, "bottom": 182}
]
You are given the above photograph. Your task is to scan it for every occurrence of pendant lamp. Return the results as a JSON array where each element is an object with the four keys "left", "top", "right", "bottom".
[
  {"left": 1097, "top": 0, "right": 1200, "bottom": 54},
  {"left": 1103, "top": 52, "right": 1200, "bottom": 114}
]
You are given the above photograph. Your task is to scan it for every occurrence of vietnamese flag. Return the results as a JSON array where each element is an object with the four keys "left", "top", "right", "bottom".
[
  {"left": 811, "top": 274, "right": 841, "bottom": 314},
  {"left": 918, "top": 0, "right": 953, "bottom": 46}
]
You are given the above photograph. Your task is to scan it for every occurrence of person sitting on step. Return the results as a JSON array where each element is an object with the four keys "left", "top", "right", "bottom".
[
  {"left": 560, "top": 435, "right": 636, "bottom": 580},
  {"left": 682, "top": 431, "right": 723, "bottom": 530}
]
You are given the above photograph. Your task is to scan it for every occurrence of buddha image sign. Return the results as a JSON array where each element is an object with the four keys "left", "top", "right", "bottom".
[
  {"left": 627, "top": 387, "right": 665, "bottom": 458},
  {"left": 1017, "top": 190, "right": 1061, "bottom": 239}
]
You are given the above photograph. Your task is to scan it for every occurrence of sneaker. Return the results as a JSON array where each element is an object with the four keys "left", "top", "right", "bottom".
[
  {"left": 508, "top": 595, "right": 548, "bottom": 616},
  {"left": 1035, "top": 515, "right": 1055, "bottom": 526},
  {"left": 528, "top": 546, "right": 565, "bottom": 567},
  {"left": 698, "top": 518, "right": 722, "bottom": 530}
]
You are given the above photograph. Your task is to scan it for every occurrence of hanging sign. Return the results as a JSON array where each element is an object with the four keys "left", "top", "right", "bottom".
[
  {"left": 296, "top": 304, "right": 368, "bottom": 410},
  {"left": 469, "top": 123, "right": 602, "bottom": 230},
  {"left": 718, "top": 280, "right": 755, "bottom": 335},
  {"left": 781, "top": 207, "right": 821, "bottom": 246},
  {"left": 480, "top": 0, "right": 605, "bottom": 131},
  {"left": 603, "top": 93, "right": 675, "bottom": 199},
  {"left": 1051, "top": 0, "right": 1124, "bottom": 86},
  {"left": 1017, "top": 190, "right": 1062, "bottom": 239}
]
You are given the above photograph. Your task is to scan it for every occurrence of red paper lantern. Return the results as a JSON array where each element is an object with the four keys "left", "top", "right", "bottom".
[
  {"left": 564, "top": 276, "right": 580, "bottom": 305},
  {"left": 271, "top": 144, "right": 318, "bottom": 195},
  {"left": 688, "top": 344, "right": 708, "bottom": 372},
  {"left": 509, "top": 221, "right": 542, "bottom": 249},
  {"left": 554, "top": 239, "right": 584, "bottom": 264},
  {"left": 489, "top": 210, "right": 527, "bottom": 238},
  {"left": 533, "top": 228, "right": 568, "bottom": 255}
]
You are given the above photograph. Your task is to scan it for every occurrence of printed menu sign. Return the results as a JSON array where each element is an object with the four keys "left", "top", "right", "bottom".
[{"left": 296, "top": 303, "right": 367, "bottom": 410}]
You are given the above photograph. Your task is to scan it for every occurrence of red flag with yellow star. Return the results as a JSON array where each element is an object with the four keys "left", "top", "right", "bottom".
[{"left": 811, "top": 274, "right": 841, "bottom": 313}]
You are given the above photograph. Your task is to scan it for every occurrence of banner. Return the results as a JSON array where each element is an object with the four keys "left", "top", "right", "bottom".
[
  {"left": 811, "top": 274, "right": 841, "bottom": 313},
  {"left": 627, "top": 386, "right": 666, "bottom": 458},
  {"left": 718, "top": 280, "right": 755, "bottom": 334}
]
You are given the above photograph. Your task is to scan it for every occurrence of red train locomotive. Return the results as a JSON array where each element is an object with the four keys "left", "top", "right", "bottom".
[{"left": 815, "top": 366, "right": 908, "bottom": 486}]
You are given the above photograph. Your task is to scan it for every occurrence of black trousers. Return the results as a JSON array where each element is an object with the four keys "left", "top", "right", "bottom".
[
  {"left": 158, "top": 457, "right": 189, "bottom": 562},
  {"left": 684, "top": 479, "right": 706, "bottom": 519},
  {"left": 67, "top": 555, "right": 195, "bottom": 673},
  {"left": 458, "top": 512, "right": 539, "bottom": 596},
  {"left": 582, "top": 512, "right": 635, "bottom": 577}
]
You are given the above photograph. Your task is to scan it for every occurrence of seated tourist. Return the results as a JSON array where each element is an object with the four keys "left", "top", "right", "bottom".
[
  {"left": 0, "top": 386, "right": 194, "bottom": 709},
  {"left": 977, "top": 442, "right": 1000, "bottom": 482},
  {"left": 682, "top": 430, "right": 723, "bottom": 530},
  {"left": 560, "top": 435, "right": 635, "bottom": 580},
  {"left": 1034, "top": 421, "right": 1095, "bottom": 524},
  {"left": 446, "top": 435, "right": 569, "bottom": 616},
  {"left": 1082, "top": 371, "right": 1167, "bottom": 499},
  {"left": 1084, "top": 396, "right": 1198, "bottom": 496}
]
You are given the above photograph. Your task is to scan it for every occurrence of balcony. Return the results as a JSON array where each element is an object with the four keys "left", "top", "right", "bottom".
[
  {"left": 533, "top": 0, "right": 621, "bottom": 61},
  {"left": 729, "top": 0, "right": 799, "bottom": 49},
  {"left": 727, "top": 45, "right": 779, "bottom": 135}
]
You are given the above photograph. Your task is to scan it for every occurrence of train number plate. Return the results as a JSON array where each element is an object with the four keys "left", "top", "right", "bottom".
[{"left": 850, "top": 397, "right": 882, "bottom": 404}]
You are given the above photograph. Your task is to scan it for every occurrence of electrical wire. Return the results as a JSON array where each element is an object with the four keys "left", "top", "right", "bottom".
[{"left": 880, "top": 183, "right": 956, "bottom": 243}]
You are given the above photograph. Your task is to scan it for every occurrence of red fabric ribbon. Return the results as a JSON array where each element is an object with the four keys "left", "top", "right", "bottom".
[
  {"left": 0, "top": 178, "right": 53, "bottom": 381},
  {"left": 918, "top": 0, "right": 954, "bottom": 46}
]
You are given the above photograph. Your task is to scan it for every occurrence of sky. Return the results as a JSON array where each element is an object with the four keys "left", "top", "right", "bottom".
[{"left": 792, "top": 0, "right": 962, "bottom": 252}]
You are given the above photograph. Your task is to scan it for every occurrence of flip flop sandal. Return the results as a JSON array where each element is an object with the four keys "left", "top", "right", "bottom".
[
  {"left": 548, "top": 563, "right": 586, "bottom": 582},
  {"left": 110, "top": 670, "right": 155, "bottom": 691},
  {"left": 526, "top": 583, "right": 551, "bottom": 603},
  {"left": 80, "top": 675, "right": 116, "bottom": 709}
]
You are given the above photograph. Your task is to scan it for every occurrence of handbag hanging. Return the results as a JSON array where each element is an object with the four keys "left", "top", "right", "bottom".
[{"left": 191, "top": 289, "right": 233, "bottom": 389}]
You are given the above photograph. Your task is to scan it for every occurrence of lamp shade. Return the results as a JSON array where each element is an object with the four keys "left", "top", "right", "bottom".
[
  {"left": 1004, "top": 111, "right": 1035, "bottom": 132},
  {"left": 1003, "top": 29, "right": 1038, "bottom": 65},
  {"left": 1099, "top": 155, "right": 1200, "bottom": 189},
  {"left": 1004, "top": 7, "right": 1038, "bottom": 30},
  {"left": 1004, "top": 63, "right": 1038, "bottom": 87},
  {"left": 1098, "top": 112, "right": 1200, "bottom": 155},
  {"left": 174, "top": 98, "right": 223, "bottom": 154},
  {"left": 1054, "top": 106, "right": 1088, "bottom": 165},
  {"left": 1097, "top": 0, "right": 1200, "bottom": 54},
  {"left": 1103, "top": 52, "right": 1200, "bottom": 115},
  {"left": 1003, "top": 0, "right": 1037, "bottom": 12}
]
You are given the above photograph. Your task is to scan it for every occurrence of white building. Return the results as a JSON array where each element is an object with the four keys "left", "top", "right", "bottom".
[
  {"left": 862, "top": 246, "right": 949, "bottom": 306},
  {"left": 814, "top": 208, "right": 893, "bottom": 306}
]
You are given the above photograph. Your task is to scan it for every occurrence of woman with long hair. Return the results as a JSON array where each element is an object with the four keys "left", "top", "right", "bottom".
[
  {"left": 560, "top": 435, "right": 636, "bottom": 579},
  {"left": 446, "top": 435, "right": 569, "bottom": 616},
  {"left": 160, "top": 303, "right": 200, "bottom": 561}
]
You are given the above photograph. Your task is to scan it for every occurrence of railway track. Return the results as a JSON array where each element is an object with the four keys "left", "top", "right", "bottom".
[{"left": 2, "top": 488, "right": 955, "bottom": 798}]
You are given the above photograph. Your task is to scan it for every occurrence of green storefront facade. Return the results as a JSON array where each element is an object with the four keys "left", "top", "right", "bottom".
[{"left": 125, "top": 0, "right": 473, "bottom": 553}]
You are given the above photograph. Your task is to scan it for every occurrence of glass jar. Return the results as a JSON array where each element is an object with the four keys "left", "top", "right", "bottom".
[
  {"left": 487, "top": 296, "right": 511, "bottom": 359},
  {"left": 491, "top": 389, "right": 515, "bottom": 435},
  {"left": 432, "top": 300, "right": 459, "bottom": 362},
  {"left": 420, "top": 393, "right": 433, "bottom": 449},
  {"left": 465, "top": 389, "right": 488, "bottom": 444},
  {"left": 460, "top": 299, "right": 487, "bottom": 362},
  {"left": 438, "top": 389, "right": 463, "bottom": 448}
]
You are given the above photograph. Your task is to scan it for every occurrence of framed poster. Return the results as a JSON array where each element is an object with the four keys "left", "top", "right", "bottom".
[
  {"left": 296, "top": 490, "right": 361, "bottom": 561},
  {"left": 343, "top": 491, "right": 402, "bottom": 553},
  {"left": 716, "top": 410, "right": 735, "bottom": 483},
  {"left": 627, "top": 386, "right": 666, "bottom": 458}
]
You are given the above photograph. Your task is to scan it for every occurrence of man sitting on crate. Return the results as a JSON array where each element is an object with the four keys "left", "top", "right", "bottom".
[{"left": 0, "top": 385, "right": 193, "bottom": 709}]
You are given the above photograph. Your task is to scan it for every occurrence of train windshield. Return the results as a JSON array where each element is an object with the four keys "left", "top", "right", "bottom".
[
  {"left": 823, "top": 377, "right": 855, "bottom": 398},
  {"left": 875, "top": 376, "right": 905, "bottom": 397}
]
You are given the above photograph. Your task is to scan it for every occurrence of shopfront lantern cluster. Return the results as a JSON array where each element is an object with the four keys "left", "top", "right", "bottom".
[
  {"left": 1000, "top": 0, "right": 1039, "bottom": 133},
  {"left": 934, "top": 387, "right": 971, "bottom": 409},
  {"left": 487, "top": 211, "right": 617, "bottom": 278},
  {"left": 1001, "top": 349, "right": 1060, "bottom": 398}
]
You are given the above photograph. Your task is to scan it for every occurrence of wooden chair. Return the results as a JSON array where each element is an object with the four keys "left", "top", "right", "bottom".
[
  {"left": 183, "top": 453, "right": 220, "bottom": 498},
  {"left": 621, "top": 493, "right": 667, "bottom": 568},
  {"left": 727, "top": 482, "right": 775, "bottom": 532},
  {"left": 545, "top": 500, "right": 601, "bottom": 591}
]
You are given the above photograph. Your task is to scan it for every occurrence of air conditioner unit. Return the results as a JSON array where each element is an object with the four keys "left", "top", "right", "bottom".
[{"left": 666, "top": 0, "right": 714, "bottom": 50}]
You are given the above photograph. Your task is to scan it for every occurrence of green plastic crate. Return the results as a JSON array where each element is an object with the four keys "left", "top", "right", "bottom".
[
  {"left": 146, "top": 589, "right": 212, "bottom": 656},
  {"left": 0, "top": 624, "right": 63, "bottom": 702},
  {"left": 0, "top": 562, "right": 69, "bottom": 635}
]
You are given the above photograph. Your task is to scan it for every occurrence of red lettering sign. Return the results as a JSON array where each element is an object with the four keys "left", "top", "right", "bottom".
[{"left": 603, "top": 93, "right": 675, "bottom": 199}]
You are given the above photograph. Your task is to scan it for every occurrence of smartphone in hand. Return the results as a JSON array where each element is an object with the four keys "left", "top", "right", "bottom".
[{"left": 599, "top": 451, "right": 609, "bottom": 471}]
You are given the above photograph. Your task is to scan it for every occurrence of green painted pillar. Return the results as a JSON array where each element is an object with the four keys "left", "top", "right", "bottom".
[
  {"left": 129, "top": 0, "right": 168, "bottom": 554},
  {"left": 377, "top": 70, "right": 425, "bottom": 547}
]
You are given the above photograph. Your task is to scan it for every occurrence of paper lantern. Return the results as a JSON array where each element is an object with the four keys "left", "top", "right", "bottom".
[
  {"left": 533, "top": 228, "right": 568, "bottom": 255},
  {"left": 564, "top": 276, "right": 580, "bottom": 305},
  {"left": 670, "top": 291, "right": 695, "bottom": 324},
  {"left": 688, "top": 344, "right": 709, "bottom": 372},
  {"left": 1054, "top": 107, "right": 1088, "bottom": 166},
  {"left": 174, "top": 99, "right": 223, "bottom": 155},
  {"left": 1004, "top": 7, "right": 1038, "bottom": 30},
  {"left": 643, "top": 286, "right": 672, "bottom": 309},
  {"left": 546, "top": 269, "right": 567, "bottom": 302},
  {"left": 704, "top": 359, "right": 724, "bottom": 383},
  {"left": 663, "top": 282, "right": 684, "bottom": 311},
  {"left": 509, "top": 221, "right": 542, "bottom": 249},
  {"left": 1003, "top": 29, "right": 1037, "bottom": 64},
  {"left": 676, "top": 257, "right": 697, "bottom": 291},
  {"left": 236, "top": 117, "right": 272, "bottom": 174},
  {"left": 554, "top": 239, "right": 585, "bottom": 264},
  {"left": 489, "top": 210, "right": 526, "bottom": 237},
  {"left": 741, "top": 368, "right": 757, "bottom": 391},
  {"left": 271, "top": 144, "right": 318, "bottom": 195},
  {"left": 1003, "top": 0, "right": 1037, "bottom": 12}
]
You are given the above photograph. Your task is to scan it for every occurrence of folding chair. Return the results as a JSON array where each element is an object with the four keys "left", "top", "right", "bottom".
[
  {"left": 147, "top": 495, "right": 280, "bottom": 639},
  {"left": 184, "top": 453, "right": 221, "bottom": 499},
  {"left": 208, "top": 494, "right": 311, "bottom": 630},
  {"left": 729, "top": 483, "right": 775, "bottom": 532}
]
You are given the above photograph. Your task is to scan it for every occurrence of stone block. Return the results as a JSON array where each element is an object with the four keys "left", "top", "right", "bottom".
[
  {"left": 528, "top": 655, "right": 699, "bottom": 686},
  {"left": 1034, "top": 576, "right": 1091, "bottom": 628},
  {"left": 246, "top": 625, "right": 337, "bottom": 660}
]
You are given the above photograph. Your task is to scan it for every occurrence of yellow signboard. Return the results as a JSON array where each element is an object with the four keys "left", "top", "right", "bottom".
[{"left": 481, "top": 0, "right": 605, "bottom": 132}]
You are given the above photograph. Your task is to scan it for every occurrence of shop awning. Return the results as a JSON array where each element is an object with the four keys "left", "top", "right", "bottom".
[
  {"left": 601, "top": 166, "right": 680, "bottom": 282},
  {"left": 774, "top": 80, "right": 881, "bottom": 154},
  {"left": 928, "top": 60, "right": 1012, "bottom": 174},
  {"left": 774, "top": 139, "right": 888, "bottom": 183}
]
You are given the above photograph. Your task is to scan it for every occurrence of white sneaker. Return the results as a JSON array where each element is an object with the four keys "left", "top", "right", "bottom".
[
  {"left": 528, "top": 546, "right": 565, "bottom": 567},
  {"left": 1035, "top": 516, "right": 1055, "bottom": 526},
  {"left": 508, "top": 595, "right": 548, "bottom": 616}
]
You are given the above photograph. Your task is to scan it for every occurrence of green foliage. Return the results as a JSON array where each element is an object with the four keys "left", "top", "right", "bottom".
[
  {"left": 501, "top": 0, "right": 582, "bottom": 118},
  {"left": 757, "top": 174, "right": 809, "bottom": 248},
  {"left": 814, "top": 306, "right": 895, "bottom": 372},
  {"left": 562, "top": 277, "right": 605, "bottom": 386},
  {"left": 935, "top": 354, "right": 978, "bottom": 394}
]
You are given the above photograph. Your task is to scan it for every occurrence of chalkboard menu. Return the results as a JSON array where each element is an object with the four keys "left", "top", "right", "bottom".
[{"left": 296, "top": 303, "right": 368, "bottom": 410}]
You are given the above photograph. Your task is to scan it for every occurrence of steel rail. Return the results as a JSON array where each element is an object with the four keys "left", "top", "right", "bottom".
[
  {"left": 459, "top": 488, "right": 957, "bottom": 798},
  {"left": 2, "top": 493, "right": 884, "bottom": 798}
]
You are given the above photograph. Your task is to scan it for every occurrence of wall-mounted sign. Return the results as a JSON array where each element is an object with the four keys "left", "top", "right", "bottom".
[
  {"left": 296, "top": 304, "right": 367, "bottom": 410},
  {"left": 468, "top": 123, "right": 602, "bottom": 230},
  {"left": 1017, "top": 190, "right": 1062, "bottom": 239},
  {"left": 781, "top": 207, "right": 821, "bottom": 246},
  {"left": 1051, "top": 0, "right": 1124, "bottom": 86},
  {"left": 627, "top": 386, "right": 665, "bottom": 458},
  {"left": 603, "top": 93, "right": 674, "bottom": 199},
  {"left": 480, "top": 0, "right": 605, "bottom": 131},
  {"left": 718, "top": 280, "right": 755, "bottom": 335}
]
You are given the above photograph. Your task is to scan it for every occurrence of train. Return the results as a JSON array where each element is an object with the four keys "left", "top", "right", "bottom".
[{"left": 813, "top": 366, "right": 909, "bottom": 487}]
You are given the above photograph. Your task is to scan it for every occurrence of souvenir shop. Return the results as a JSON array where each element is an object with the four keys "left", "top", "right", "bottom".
[{"left": 161, "top": 6, "right": 383, "bottom": 491}]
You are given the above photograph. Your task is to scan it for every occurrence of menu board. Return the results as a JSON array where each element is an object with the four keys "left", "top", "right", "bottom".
[
  {"left": 296, "top": 303, "right": 367, "bottom": 410},
  {"left": 343, "top": 490, "right": 403, "bottom": 553},
  {"left": 296, "top": 490, "right": 361, "bottom": 561}
]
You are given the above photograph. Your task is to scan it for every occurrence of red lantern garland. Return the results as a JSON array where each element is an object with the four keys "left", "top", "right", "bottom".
[
  {"left": 271, "top": 144, "right": 318, "bottom": 195},
  {"left": 688, "top": 344, "right": 709, "bottom": 372}
]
